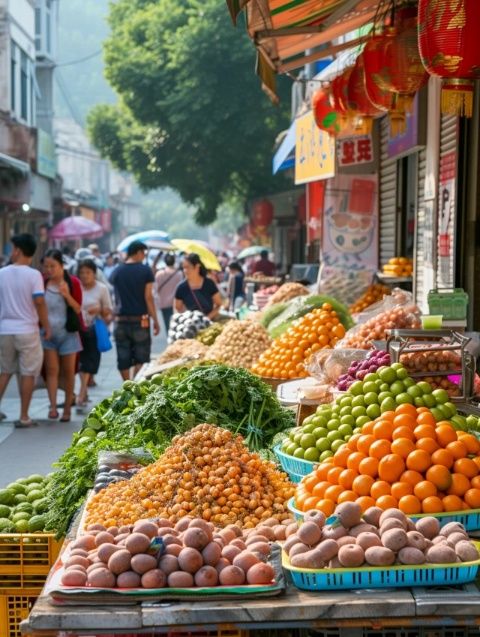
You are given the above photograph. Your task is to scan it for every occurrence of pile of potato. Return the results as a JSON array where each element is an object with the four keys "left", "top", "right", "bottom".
[
  {"left": 339, "top": 305, "right": 421, "bottom": 350},
  {"left": 62, "top": 516, "right": 285, "bottom": 589},
  {"left": 264, "top": 283, "right": 309, "bottom": 308},
  {"left": 157, "top": 339, "right": 209, "bottom": 364},
  {"left": 208, "top": 320, "right": 272, "bottom": 369},
  {"left": 400, "top": 349, "right": 462, "bottom": 374},
  {"left": 284, "top": 502, "right": 479, "bottom": 569}
]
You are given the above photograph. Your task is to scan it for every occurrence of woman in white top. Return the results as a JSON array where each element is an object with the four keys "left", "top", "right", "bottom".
[{"left": 77, "top": 259, "right": 113, "bottom": 409}]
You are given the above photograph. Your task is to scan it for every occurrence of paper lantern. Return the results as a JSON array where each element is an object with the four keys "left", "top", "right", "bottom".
[
  {"left": 419, "top": 0, "right": 480, "bottom": 117},
  {"left": 312, "top": 88, "right": 340, "bottom": 135},
  {"left": 348, "top": 55, "right": 384, "bottom": 117},
  {"left": 251, "top": 199, "right": 274, "bottom": 227}
]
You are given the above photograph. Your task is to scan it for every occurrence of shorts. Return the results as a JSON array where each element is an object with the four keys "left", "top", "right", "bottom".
[
  {"left": 0, "top": 332, "right": 43, "bottom": 376},
  {"left": 114, "top": 321, "right": 151, "bottom": 370},
  {"left": 79, "top": 327, "right": 101, "bottom": 375},
  {"left": 42, "top": 328, "right": 83, "bottom": 356}
]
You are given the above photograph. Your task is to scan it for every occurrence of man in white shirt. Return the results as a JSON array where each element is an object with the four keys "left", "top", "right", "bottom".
[{"left": 0, "top": 234, "right": 51, "bottom": 428}]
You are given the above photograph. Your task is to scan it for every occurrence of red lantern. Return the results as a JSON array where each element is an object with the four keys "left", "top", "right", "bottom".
[
  {"left": 348, "top": 56, "right": 384, "bottom": 117},
  {"left": 312, "top": 88, "right": 340, "bottom": 135},
  {"left": 418, "top": 0, "right": 480, "bottom": 117},
  {"left": 251, "top": 199, "right": 274, "bottom": 227}
]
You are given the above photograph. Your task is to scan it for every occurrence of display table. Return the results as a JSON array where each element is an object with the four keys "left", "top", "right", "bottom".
[{"left": 21, "top": 579, "right": 480, "bottom": 635}]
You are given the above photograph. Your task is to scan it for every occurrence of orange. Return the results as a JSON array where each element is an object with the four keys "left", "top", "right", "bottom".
[
  {"left": 447, "top": 473, "right": 471, "bottom": 497},
  {"left": 303, "top": 474, "right": 319, "bottom": 491},
  {"left": 316, "top": 499, "right": 335, "bottom": 516},
  {"left": 413, "top": 424, "right": 437, "bottom": 441},
  {"left": 426, "top": 464, "right": 452, "bottom": 491},
  {"left": 446, "top": 440, "right": 468, "bottom": 460},
  {"left": 406, "top": 449, "right": 432, "bottom": 472},
  {"left": 369, "top": 439, "right": 392, "bottom": 460},
  {"left": 395, "top": 404, "right": 418, "bottom": 418},
  {"left": 373, "top": 420, "right": 394, "bottom": 440},
  {"left": 458, "top": 433, "right": 480, "bottom": 455},
  {"left": 413, "top": 480, "right": 437, "bottom": 501},
  {"left": 422, "top": 496, "right": 444, "bottom": 513},
  {"left": 400, "top": 470, "right": 424, "bottom": 486},
  {"left": 347, "top": 452, "right": 367, "bottom": 473},
  {"left": 464, "top": 488, "right": 480, "bottom": 509},
  {"left": 357, "top": 434, "right": 376, "bottom": 455},
  {"left": 376, "top": 494, "right": 399, "bottom": 510},
  {"left": 391, "top": 437, "right": 416, "bottom": 459},
  {"left": 327, "top": 466, "right": 343, "bottom": 484},
  {"left": 352, "top": 474, "right": 375, "bottom": 496},
  {"left": 356, "top": 496, "right": 376, "bottom": 512},
  {"left": 337, "top": 490, "right": 357, "bottom": 504},
  {"left": 391, "top": 481, "right": 413, "bottom": 500},
  {"left": 333, "top": 447, "right": 351, "bottom": 468},
  {"left": 442, "top": 494, "right": 464, "bottom": 512},
  {"left": 324, "top": 484, "right": 344, "bottom": 502},
  {"left": 338, "top": 469, "right": 357, "bottom": 490},
  {"left": 347, "top": 434, "right": 362, "bottom": 451},
  {"left": 471, "top": 475, "right": 480, "bottom": 489},
  {"left": 312, "top": 481, "right": 330, "bottom": 498},
  {"left": 358, "top": 456, "right": 379, "bottom": 478},
  {"left": 302, "top": 495, "right": 321, "bottom": 511},
  {"left": 453, "top": 458, "right": 479, "bottom": 479},
  {"left": 370, "top": 480, "right": 391, "bottom": 499},
  {"left": 416, "top": 437, "right": 440, "bottom": 454},
  {"left": 378, "top": 454, "right": 405, "bottom": 483},
  {"left": 473, "top": 456, "right": 480, "bottom": 471},
  {"left": 431, "top": 448, "right": 455, "bottom": 469},
  {"left": 381, "top": 411, "right": 396, "bottom": 421},
  {"left": 392, "top": 414, "right": 416, "bottom": 430},
  {"left": 362, "top": 422, "right": 375, "bottom": 435},
  {"left": 398, "top": 494, "right": 422, "bottom": 514},
  {"left": 436, "top": 425, "right": 458, "bottom": 447},
  {"left": 416, "top": 411, "right": 437, "bottom": 427},
  {"left": 313, "top": 464, "right": 330, "bottom": 481},
  {"left": 392, "top": 426, "right": 416, "bottom": 442},
  {"left": 416, "top": 407, "right": 432, "bottom": 414}
]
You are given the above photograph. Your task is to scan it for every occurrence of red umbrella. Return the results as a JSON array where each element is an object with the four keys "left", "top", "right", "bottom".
[{"left": 50, "top": 216, "right": 103, "bottom": 240}]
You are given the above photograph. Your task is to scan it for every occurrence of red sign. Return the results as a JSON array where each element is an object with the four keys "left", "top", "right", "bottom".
[
  {"left": 306, "top": 181, "right": 325, "bottom": 244},
  {"left": 337, "top": 135, "right": 373, "bottom": 167}
]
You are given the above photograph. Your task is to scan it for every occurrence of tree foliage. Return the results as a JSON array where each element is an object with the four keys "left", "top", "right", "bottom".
[{"left": 87, "top": 0, "right": 290, "bottom": 225}]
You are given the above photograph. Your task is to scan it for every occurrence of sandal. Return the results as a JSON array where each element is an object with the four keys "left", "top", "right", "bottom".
[
  {"left": 48, "top": 408, "right": 59, "bottom": 420},
  {"left": 60, "top": 414, "right": 71, "bottom": 423},
  {"left": 14, "top": 419, "right": 39, "bottom": 428}
]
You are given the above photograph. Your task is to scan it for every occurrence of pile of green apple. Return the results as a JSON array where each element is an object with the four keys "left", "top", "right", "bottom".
[{"left": 281, "top": 362, "right": 462, "bottom": 463}]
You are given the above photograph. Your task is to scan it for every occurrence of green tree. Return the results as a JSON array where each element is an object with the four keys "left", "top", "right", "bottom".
[{"left": 87, "top": 0, "right": 290, "bottom": 225}]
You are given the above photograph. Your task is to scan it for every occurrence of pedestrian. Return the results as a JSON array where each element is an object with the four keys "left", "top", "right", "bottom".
[
  {"left": 110, "top": 240, "right": 160, "bottom": 380},
  {"left": 77, "top": 259, "right": 113, "bottom": 411},
  {"left": 251, "top": 249, "right": 276, "bottom": 277},
  {"left": 227, "top": 261, "right": 246, "bottom": 311},
  {"left": 87, "top": 243, "right": 104, "bottom": 269},
  {"left": 174, "top": 253, "right": 222, "bottom": 319},
  {"left": 154, "top": 254, "right": 183, "bottom": 330},
  {"left": 0, "top": 234, "right": 51, "bottom": 428},
  {"left": 42, "top": 249, "right": 83, "bottom": 423},
  {"left": 103, "top": 253, "right": 118, "bottom": 282}
]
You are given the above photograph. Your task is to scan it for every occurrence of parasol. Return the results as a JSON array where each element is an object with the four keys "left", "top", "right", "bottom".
[
  {"left": 50, "top": 217, "right": 103, "bottom": 240},
  {"left": 117, "top": 230, "right": 173, "bottom": 252},
  {"left": 171, "top": 239, "right": 222, "bottom": 271},
  {"left": 237, "top": 245, "right": 268, "bottom": 259}
]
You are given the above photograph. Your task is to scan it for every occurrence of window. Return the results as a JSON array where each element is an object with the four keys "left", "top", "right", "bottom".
[
  {"left": 46, "top": 0, "right": 52, "bottom": 54},
  {"left": 35, "top": 7, "right": 41, "bottom": 50},
  {"left": 35, "top": 0, "right": 55, "bottom": 57},
  {"left": 20, "top": 50, "right": 28, "bottom": 121},
  {"left": 396, "top": 153, "right": 417, "bottom": 260},
  {"left": 10, "top": 42, "right": 16, "bottom": 112},
  {"left": 10, "top": 40, "right": 34, "bottom": 125}
]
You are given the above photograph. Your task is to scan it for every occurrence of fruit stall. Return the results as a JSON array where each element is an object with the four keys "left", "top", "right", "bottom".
[{"left": 5, "top": 281, "right": 480, "bottom": 637}]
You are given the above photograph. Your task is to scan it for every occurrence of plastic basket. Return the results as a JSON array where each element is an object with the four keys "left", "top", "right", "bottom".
[
  {"left": 273, "top": 445, "right": 317, "bottom": 479},
  {"left": 287, "top": 497, "right": 304, "bottom": 521},
  {"left": 0, "top": 588, "right": 42, "bottom": 637},
  {"left": 427, "top": 288, "right": 468, "bottom": 320},
  {"left": 282, "top": 546, "right": 480, "bottom": 591},
  {"left": 0, "top": 534, "right": 63, "bottom": 591}
]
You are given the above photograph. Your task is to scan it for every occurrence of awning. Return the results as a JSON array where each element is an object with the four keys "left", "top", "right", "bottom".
[
  {"left": 272, "top": 120, "right": 296, "bottom": 174},
  {"left": 0, "top": 152, "right": 30, "bottom": 178}
]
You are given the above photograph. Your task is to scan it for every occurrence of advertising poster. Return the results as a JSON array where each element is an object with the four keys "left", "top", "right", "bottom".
[
  {"left": 438, "top": 151, "right": 456, "bottom": 287},
  {"left": 295, "top": 110, "right": 336, "bottom": 185}
]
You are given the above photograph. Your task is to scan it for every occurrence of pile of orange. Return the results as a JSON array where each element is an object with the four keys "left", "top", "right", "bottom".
[
  {"left": 295, "top": 404, "right": 480, "bottom": 517},
  {"left": 252, "top": 304, "right": 346, "bottom": 380}
]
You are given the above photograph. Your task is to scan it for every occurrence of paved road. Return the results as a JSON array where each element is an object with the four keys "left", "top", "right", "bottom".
[{"left": 0, "top": 331, "right": 167, "bottom": 485}]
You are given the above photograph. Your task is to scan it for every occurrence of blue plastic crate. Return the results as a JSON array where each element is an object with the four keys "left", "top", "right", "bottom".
[
  {"left": 273, "top": 445, "right": 317, "bottom": 479},
  {"left": 410, "top": 509, "right": 480, "bottom": 532},
  {"left": 282, "top": 548, "right": 480, "bottom": 591},
  {"left": 287, "top": 497, "right": 304, "bottom": 521}
]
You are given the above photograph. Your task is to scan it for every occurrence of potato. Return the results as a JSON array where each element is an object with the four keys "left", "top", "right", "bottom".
[
  {"left": 289, "top": 543, "right": 309, "bottom": 558},
  {"left": 72, "top": 535, "right": 96, "bottom": 551},
  {"left": 167, "top": 571, "right": 194, "bottom": 588},
  {"left": 406, "top": 531, "right": 427, "bottom": 551},
  {"left": 87, "top": 567, "right": 116, "bottom": 588},
  {"left": 119, "top": 525, "right": 132, "bottom": 534},
  {"left": 175, "top": 517, "right": 192, "bottom": 533},
  {"left": 155, "top": 518, "right": 172, "bottom": 529},
  {"left": 65, "top": 556, "right": 90, "bottom": 570},
  {"left": 131, "top": 554, "right": 158, "bottom": 575},
  {"left": 449, "top": 531, "right": 469, "bottom": 546},
  {"left": 245, "top": 534, "right": 270, "bottom": 546},
  {"left": 215, "top": 557, "right": 231, "bottom": 574},
  {"left": 219, "top": 528, "right": 237, "bottom": 544},
  {"left": 380, "top": 519, "right": 406, "bottom": 534},
  {"left": 165, "top": 544, "right": 182, "bottom": 557},
  {"left": 95, "top": 531, "right": 116, "bottom": 547},
  {"left": 364, "top": 546, "right": 396, "bottom": 566},
  {"left": 224, "top": 523, "right": 242, "bottom": 538},
  {"left": 297, "top": 521, "right": 322, "bottom": 546},
  {"left": 440, "top": 522, "right": 466, "bottom": 538},
  {"left": 246, "top": 562, "right": 275, "bottom": 585},
  {"left": 233, "top": 551, "right": 260, "bottom": 572},
  {"left": 356, "top": 532, "right": 382, "bottom": 551},
  {"left": 70, "top": 548, "right": 89, "bottom": 558},
  {"left": 304, "top": 510, "right": 325, "bottom": 528},
  {"left": 350, "top": 523, "right": 378, "bottom": 538},
  {"left": 133, "top": 521, "right": 159, "bottom": 539},
  {"left": 117, "top": 570, "right": 141, "bottom": 588},
  {"left": 202, "top": 542, "right": 222, "bottom": 566},
  {"left": 455, "top": 540, "right": 479, "bottom": 562},
  {"left": 141, "top": 568, "right": 167, "bottom": 588},
  {"left": 315, "top": 539, "right": 339, "bottom": 561},
  {"left": 221, "top": 545, "right": 241, "bottom": 562},
  {"left": 125, "top": 533, "right": 151, "bottom": 555},
  {"left": 61, "top": 569, "right": 87, "bottom": 586},
  {"left": 397, "top": 547, "right": 426, "bottom": 565},
  {"left": 247, "top": 542, "right": 271, "bottom": 557},
  {"left": 363, "top": 506, "right": 382, "bottom": 527},
  {"left": 87, "top": 523, "right": 106, "bottom": 532},
  {"left": 338, "top": 544, "right": 365, "bottom": 568},
  {"left": 426, "top": 544, "right": 457, "bottom": 564},
  {"left": 283, "top": 535, "right": 302, "bottom": 554},
  {"left": 108, "top": 549, "right": 132, "bottom": 575},
  {"left": 158, "top": 527, "right": 179, "bottom": 538},
  {"left": 381, "top": 529, "right": 408, "bottom": 552},
  {"left": 114, "top": 533, "right": 129, "bottom": 545},
  {"left": 432, "top": 536, "right": 449, "bottom": 545},
  {"left": 97, "top": 543, "right": 120, "bottom": 563},
  {"left": 230, "top": 538, "right": 247, "bottom": 551},
  {"left": 327, "top": 557, "right": 342, "bottom": 569},
  {"left": 273, "top": 525, "right": 286, "bottom": 541},
  {"left": 337, "top": 536, "right": 358, "bottom": 548},
  {"left": 336, "top": 502, "right": 363, "bottom": 529},
  {"left": 159, "top": 554, "right": 179, "bottom": 575},
  {"left": 379, "top": 509, "right": 407, "bottom": 529},
  {"left": 322, "top": 525, "right": 347, "bottom": 540},
  {"left": 406, "top": 519, "right": 416, "bottom": 532},
  {"left": 183, "top": 528, "right": 210, "bottom": 551},
  {"left": 219, "top": 565, "right": 246, "bottom": 586},
  {"left": 162, "top": 534, "right": 183, "bottom": 547},
  {"left": 256, "top": 526, "right": 276, "bottom": 541},
  {"left": 285, "top": 523, "right": 299, "bottom": 538},
  {"left": 178, "top": 547, "right": 203, "bottom": 574},
  {"left": 189, "top": 519, "right": 214, "bottom": 541},
  {"left": 194, "top": 565, "right": 219, "bottom": 587},
  {"left": 107, "top": 526, "right": 119, "bottom": 537},
  {"left": 290, "top": 549, "right": 324, "bottom": 570},
  {"left": 87, "top": 562, "right": 108, "bottom": 574}
]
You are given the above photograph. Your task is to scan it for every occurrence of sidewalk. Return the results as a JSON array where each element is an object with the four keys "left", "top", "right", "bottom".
[{"left": 0, "top": 331, "right": 167, "bottom": 484}]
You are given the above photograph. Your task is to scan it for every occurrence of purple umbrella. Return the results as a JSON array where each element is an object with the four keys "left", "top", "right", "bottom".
[{"left": 50, "top": 216, "right": 103, "bottom": 240}]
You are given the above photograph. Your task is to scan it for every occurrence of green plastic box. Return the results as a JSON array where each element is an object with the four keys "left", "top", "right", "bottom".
[{"left": 427, "top": 288, "right": 468, "bottom": 320}]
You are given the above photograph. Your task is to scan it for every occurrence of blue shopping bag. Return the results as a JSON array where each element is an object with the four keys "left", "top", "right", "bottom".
[{"left": 94, "top": 318, "right": 113, "bottom": 353}]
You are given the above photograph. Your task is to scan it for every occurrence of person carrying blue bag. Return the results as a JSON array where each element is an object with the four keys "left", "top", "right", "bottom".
[{"left": 77, "top": 259, "right": 113, "bottom": 411}]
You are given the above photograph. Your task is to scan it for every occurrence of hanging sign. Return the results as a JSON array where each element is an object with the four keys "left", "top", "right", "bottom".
[
  {"left": 306, "top": 181, "right": 325, "bottom": 245},
  {"left": 337, "top": 135, "right": 373, "bottom": 167},
  {"left": 295, "top": 110, "right": 336, "bottom": 185},
  {"left": 437, "top": 150, "right": 456, "bottom": 287}
]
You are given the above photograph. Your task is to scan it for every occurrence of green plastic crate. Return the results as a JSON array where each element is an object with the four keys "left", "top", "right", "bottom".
[{"left": 427, "top": 288, "right": 468, "bottom": 320}]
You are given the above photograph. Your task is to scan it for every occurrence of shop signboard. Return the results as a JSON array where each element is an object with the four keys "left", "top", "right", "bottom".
[
  {"left": 306, "top": 181, "right": 325, "bottom": 244},
  {"left": 337, "top": 135, "right": 373, "bottom": 168},
  {"left": 295, "top": 110, "right": 335, "bottom": 185},
  {"left": 37, "top": 129, "right": 57, "bottom": 179},
  {"left": 387, "top": 93, "right": 424, "bottom": 159},
  {"left": 438, "top": 150, "right": 456, "bottom": 286}
]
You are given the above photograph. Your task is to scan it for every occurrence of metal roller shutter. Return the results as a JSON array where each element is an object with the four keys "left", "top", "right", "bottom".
[
  {"left": 414, "top": 148, "right": 427, "bottom": 305},
  {"left": 379, "top": 117, "right": 397, "bottom": 265}
]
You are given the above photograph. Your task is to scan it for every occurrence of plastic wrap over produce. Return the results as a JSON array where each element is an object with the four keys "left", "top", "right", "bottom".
[
  {"left": 317, "top": 264, "right": 374, "bottom": 306},
  {"left": 301, "top": 349, "right": 368, "bottom": 401}
]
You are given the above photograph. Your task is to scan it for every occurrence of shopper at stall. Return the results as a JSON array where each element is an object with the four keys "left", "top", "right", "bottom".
[
  {"left": 0, "top": 234, "right": 51, "bottom": 428},
  {"left": 77, "top": 259, "right": 113, "bottom": 411},
  {"left": 110, "top": 240, "right": 160, "bottom": 380},
  {"left": 154, "top": 254, "right": 183, "bottom": 330},
  {"left": 251, "top": 249, "right": 276, "bottom": 277},
  {"left": 174, "top": 253, "right": 222, "bottom": 319},
  {"left": 227, "top": 261, "right": 246, "bottom": 311},
  {"left": 42, "top": 249, "right": 83, "bottom": 423}
]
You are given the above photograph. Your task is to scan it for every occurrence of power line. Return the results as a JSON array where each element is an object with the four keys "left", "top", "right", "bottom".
[
  {"left": 56, "top": 49, "right": 102, "bottom": 67},
  {"left": 55, "top": 69, "right": 84, "bottom": 126}
]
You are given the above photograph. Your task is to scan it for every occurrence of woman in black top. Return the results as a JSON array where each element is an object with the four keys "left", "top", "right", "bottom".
[
  {"left": 227, "top": 261, "right": 246, "bottom": 311},
  {"left": 174, "top": 253, "right": 222, "bottom": 319}
]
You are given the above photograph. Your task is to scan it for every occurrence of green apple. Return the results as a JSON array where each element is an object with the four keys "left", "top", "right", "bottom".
[
  {"left": 407, "top": 385, "right": 422, "bottom": 398},
  {"left": 379, "top": 382, "right": 390, "bottom": 392},
  {"left": 316, "top": 438, "right": 331, "bottom": 452},
  {"left": 338, "top": 424, "right": 353, "bottom": 437},
  {"left": 364, "top": 392, "right": 379, "bottom": 406},
  {"left": 414, "top": 397, "right": 425, "bottom": 407},
  {"left": 403, "top": 377, "right": 415, "bottom": 388},
  {"left": 312, "top": 415, "right": 329, "bottom": 428},
  {"left": 294, "top": 432, "right": 303, "bottom": 445},
  {"left": 302, "top": 423, "right": 316, "bottom": 434},
  {"left": 340, "top": 406, "right": 352, "bottom": 417},
  {"left": 432, "top": 388, "right": 449, "bottom": 404},
  {"left": 381, "top": 397, "right": 397, "bottom": 413},
  {"left": 349, "top": 381, "right": 364, "bottom": 396},
  {"left": 331, "top": 439, "right": 346, "bottom": 452},
  {"left": 327, "top": 419, "right": 341, "bottom": 431},
  {"left": 366, "top": 404, "right": 381, "bottom": 419},
  {"left": 395, "top": 392, "right": 414, "bottom": 405},
  {"left": 363, "top": 381, "right": 378, "bottom": 394},
  {"left": 327, "top": 430, "right": 343, "bottom": 442},
  {"left": 417, "top": 381, "right": 433, "bottom": 394},
  {"left": 352, "top": 395, "right": 366, "bottom": 408},
  {"left": 353, "top": 426, "right": 363, "bottom": 434},
  {"left": 352, "top": 406, "right": 367, "bottom": 418},
  {"left": 293, "top": 447, "right": 305, "bottom": 458},
  {"left": 443, "top": 402, "right": 457, "bottom": 418},
  {"left": 304, "top": 447, "right": 320, "bottom": 461},
  {"left": 423, "top": 393, "right": 436, "bottom": 408},
  {"left": 313, "top": 427, "right": 329, "bottom": 439},
  {"left": 390, "top": 381, "right": 406, "bottom": 396},
  {"left": 339, "top": 395, "right": 353, "bottom": 407},
  {"left": 301, "top": 433, "right": 316, "bottom": 449},
  {"left": 320, "top": 450, "right": 334, "bottom": 461},
  {"left": 356, "top": 416, "right": 372, "bottom": 427},
  {"left": 378, "top": 367, "right": 397, "bottom": 384},
  {"left": 364, "top": 373, "right": 379, "bottom": 383},
  {"left": 340, "top": 415, "right": 355, "bottom": 427},
  {"left": 430, "top": 407, "right": 445, "bottom": 422}
]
